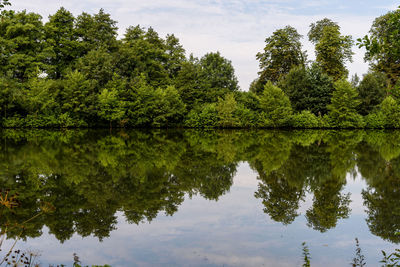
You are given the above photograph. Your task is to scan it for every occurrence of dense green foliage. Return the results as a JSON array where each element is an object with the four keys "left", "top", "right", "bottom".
[
  {"left": 359, "top": 7, "right": 400, "bottom": 87},
  {"left": 279, "top": 64, "right": 334, "bottom": 115},
  {"left": 357, "top": 71, "right": 387, "bottom": 115},
  {"left": 0, "top": 7, "right": 239, "bottom": 128},
  {"left": 1, "top": 4, "right": 400, "bottom": 129},
  {"left": 252, "top": 26, "right": 306, "bottom": 93},
  {"left": 309, "top": 19, "right": 354, "bottom": 81}
]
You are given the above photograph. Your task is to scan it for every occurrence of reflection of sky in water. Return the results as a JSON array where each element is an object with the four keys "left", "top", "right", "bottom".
[{"left": 13, "top": 163, "right": 398, "bottom": 266}]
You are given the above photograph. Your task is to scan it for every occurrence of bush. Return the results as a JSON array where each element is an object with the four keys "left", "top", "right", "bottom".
[
  {"left": 185, "top": 103, "right": 218, "bottom": 128},
  {"left": 3, "top": 115, "right": 25, "bottom": 128},
  {"left": 327, "top": 79, "right": 364, "bottom": 128},
  {"left": 235, "top": 105, "right": 259, "bottom": 127},
  {"left": 380, "top": 96, "right": 400, "bottom": 128},
  {"left": 259, "top": 82, "right": 292, "bottom": 127},
  {"left": 365, "top": 112, "right": 386, "bottom": 129},
  {"left": 291, "top": 110, "right": 321, "bottom": 128}
]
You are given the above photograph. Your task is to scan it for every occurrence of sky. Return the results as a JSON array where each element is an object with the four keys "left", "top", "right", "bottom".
[{"left": 8, "top": 0, "right": 400, "bottom": 90}]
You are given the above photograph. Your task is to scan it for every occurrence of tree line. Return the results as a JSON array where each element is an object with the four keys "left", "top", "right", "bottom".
[{"left": 1, "top": 3, "right": 400, "bottom": 128}]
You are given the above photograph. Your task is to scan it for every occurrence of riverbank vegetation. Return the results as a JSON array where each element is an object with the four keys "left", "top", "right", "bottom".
[{"left": 1, "top": 3, "right": 400, "bottom": 128}]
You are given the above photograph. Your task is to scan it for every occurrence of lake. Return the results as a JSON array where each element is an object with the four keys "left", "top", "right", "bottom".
[{"left": 0, "top": 129, "right": 399, "bottom": 266}]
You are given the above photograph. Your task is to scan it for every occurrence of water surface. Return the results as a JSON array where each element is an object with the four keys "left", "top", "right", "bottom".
[{"left": 0, "top": 129, "right": 399, "bottom": 266}]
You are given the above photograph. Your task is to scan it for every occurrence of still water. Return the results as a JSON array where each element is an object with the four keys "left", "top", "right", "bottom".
[{"left": 0, "top": 129, "right": 399, "bottom": 266}]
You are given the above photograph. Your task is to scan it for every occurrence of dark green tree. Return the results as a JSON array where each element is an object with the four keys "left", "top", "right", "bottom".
[
  {"left": 44, "top": 7, "right": 79, "bottom": 79},
  {"left": 198, "top": 52, "right": 239, "bottom": 101},
  {"left": 279, "top": 63, "right": 334, "bottom": 115},
  {"left": 165, "top": 34, "right": 186, "bottom": 79},
  {"left": 174, "top": 56, "right": 203, "bottom": 112},
  {"left": 253, "top": 26, "right": 306, "bottom": 93},
  {"left": 357, "top": 71, "right": 387, "bottom": 115},
  {"left": 0, "top": 10, "right": 50, "bottom": 81},
  {"left": 75, "top": 9, "right": 118, "bottom": 54},
  {"left": 118, "top": 25, "right": 169, "bottom": 87},
  {"left": 75, "top": 46, "right": 116, "bottom": 88},
  {"left": 358, "top": 7, "right": 400, "bottom": 87}
]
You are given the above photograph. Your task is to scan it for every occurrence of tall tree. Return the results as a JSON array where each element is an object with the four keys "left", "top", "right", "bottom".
[
  {"left": 164, "top": 34, "right": 186, "bottom": 79},
  {"left": 198, "top": 52, "right": 239, "bottom": 102},
  {"left": 309, "top": 18, "right": 353, "bottom": 80},
  {"left": 44, "top": 7, "right": 79, "bottom": 79},
  {"left": 75, "top": 9, "right": 118, "bottom": 54},
  {"left": 253, "top": 26, "right": 306, "bottom": 93},
  {"left": 308, "top": 18, "right": 340, "bottom": 44},
  {"left": 357, "top": 71, "right": 387, "bottom": 115},
  {"left": 358, "top": 8, "right": 400, "bottom": 88},
  {"left": 0, "top": 10, "right": 50, "bottom": 81},
  {"left": 174, "top": 56, "right": 203, "bottom": 112},
  {"left": 118, "top": 25, "right": 169, "bottom": 87},
  {"left": 75, "top": 46, "right": 115, "bottom": 88}
]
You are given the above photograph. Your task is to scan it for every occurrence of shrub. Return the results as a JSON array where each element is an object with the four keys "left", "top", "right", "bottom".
[
  {"left": 185, "top": 103, "right": 218, "bottom": 128},
  {"left": 291, "top": 110, "right": 321, "bottom": 128},
  {"left": 365, "top": 112, "right": 386, "bottom": 129}
]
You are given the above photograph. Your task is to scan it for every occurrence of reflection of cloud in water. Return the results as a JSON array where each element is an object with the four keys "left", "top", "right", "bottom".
[
  {"left": 233, "top": 162, "right": 259, "bottom": 188},
  {"left": 171, "top": 248, "right": 293, "bottom": 267},
  {"left": 12, "top": 150, "right": 400, "bottom": 266}
]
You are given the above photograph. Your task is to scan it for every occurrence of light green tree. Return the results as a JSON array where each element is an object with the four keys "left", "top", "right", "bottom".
[
  {"left": 380, "top": 96, "right": 400, "bottom": 128},
  {"left": 61, "top": 70, "right": 96, "bottom": 121},
  {"left": 216, "top": 93, "right": 238, "bottom": 128},
  {"left": 23, "top": 77, "right": 58, "bottom": 117},
  {"left": 315, "top": 26, "right": 353, "bottom": 80},
  {"left": 327, "top": 79, "right": 363, "bottom": 128},
  {"left": 309, "top": 19, "right": 353, "bottom": 80},
  {"left": 308, "top": 18, "right": 340, "bottom": 44},
  {"left": 254, "top": 26, "right": 306, "bottom": 93},
  {"left": 98, "top": 87, "right": 125, "bottom": 129},
  {"left": 259, "top": 82, "right": 293, "bottom": 127}
]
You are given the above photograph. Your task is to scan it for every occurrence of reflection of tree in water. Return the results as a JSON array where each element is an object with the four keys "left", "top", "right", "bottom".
[
  {"left": 1, "top": 129, "right": 400, "bottom": 244},
  {"left": 255, "top": 169, "right": 304, "bottom": 225},
  {"left": 0, "top": 130, "right": 238, "bottom": 242},
  {"left": 357, "top": 140, "right": 400, "bottom": 244},
  {"left": 249, "top": 132, "right": 305, "bottom": 224},
  {"left": 253, "top": 133, "right": 353, "bottom": 231},
  {"left": 306, "top": 178, "right": 351, "bottom": 232}
]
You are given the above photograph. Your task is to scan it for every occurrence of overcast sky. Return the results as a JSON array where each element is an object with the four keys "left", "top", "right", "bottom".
[{"left": 8, "top": 0, "right": 399, "bottom": 90}]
